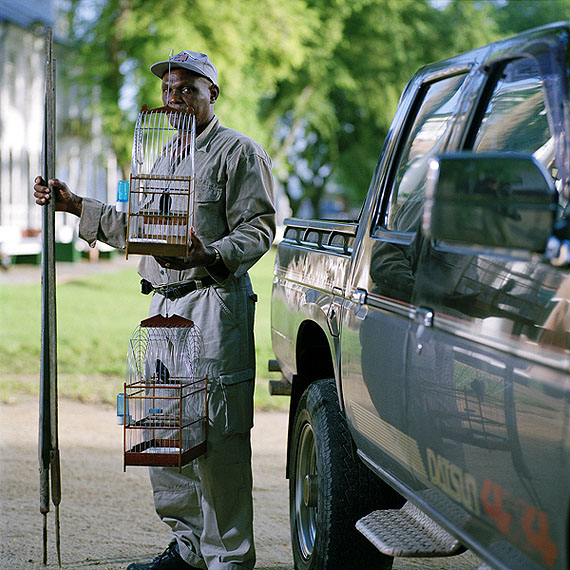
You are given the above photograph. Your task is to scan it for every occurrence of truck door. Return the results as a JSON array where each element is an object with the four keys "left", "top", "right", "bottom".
[
  {"left": 341, "top": 69, "right": 470, "bottom": 491},
  {"left": 410, "top": 56, "right": 570, "bottom": 570}
]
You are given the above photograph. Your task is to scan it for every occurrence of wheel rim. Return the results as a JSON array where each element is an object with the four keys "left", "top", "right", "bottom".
[{"left": 294, "top": 421, "right": 318, "bottom": 560}]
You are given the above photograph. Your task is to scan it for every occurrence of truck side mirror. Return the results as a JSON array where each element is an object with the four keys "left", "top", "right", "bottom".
[{"left": 423, "top": 152, "right": 557, "bottom": 253}]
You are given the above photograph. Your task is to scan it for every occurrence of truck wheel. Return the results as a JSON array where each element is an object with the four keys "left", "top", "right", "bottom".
[{"left": 289, "top": 378, "right": 397, "bottom": 570}]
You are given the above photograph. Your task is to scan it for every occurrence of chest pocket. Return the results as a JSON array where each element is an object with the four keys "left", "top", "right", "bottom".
[{"left": 194, "top": 177, "right": 225, "bottom": 239}]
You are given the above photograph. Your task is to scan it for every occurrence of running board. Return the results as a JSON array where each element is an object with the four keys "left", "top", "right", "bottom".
[{"left": 356, "top": 501, "right": 465, "bottom": 557}]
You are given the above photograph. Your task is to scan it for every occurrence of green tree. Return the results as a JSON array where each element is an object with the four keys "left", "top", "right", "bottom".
[
  {"left": 62, "top": 0, "right": 569, "bottom": 218},
  {"left": 493, "top": 0, "right": 570, "bottom": 35},
  {"left": 62, "top": 0, "right": 317, "bottom": 177},
  {"left": 264, "top": 0, "right": 499, "bottom": 216}
]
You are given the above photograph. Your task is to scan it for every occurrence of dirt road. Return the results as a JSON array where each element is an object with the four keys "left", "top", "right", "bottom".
[
  {"left": 0, "top": 399, "right": 480, "bottom": 570},
  {"left": 0, "top": 399, "right": 293, "bottom": 570}
]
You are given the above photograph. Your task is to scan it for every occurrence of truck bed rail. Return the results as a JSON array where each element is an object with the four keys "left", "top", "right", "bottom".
[{"left": 282, "top": 217, "right": 358, "bottom": 255}]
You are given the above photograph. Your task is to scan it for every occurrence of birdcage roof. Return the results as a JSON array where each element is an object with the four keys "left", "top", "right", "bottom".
[{"left": 140, "top": 314, "right": 195, "bottom": 328}]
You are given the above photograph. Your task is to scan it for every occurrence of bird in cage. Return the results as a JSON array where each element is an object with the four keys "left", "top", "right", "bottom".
[
  {"left": 123, "top": 314, "right": 208, "bottom": 471},
  {"left": 154, "top": 358, "right": 171, "bottom": 383},
  {"left": 126, "top": 104, "right": 197, "bottom": 259}
]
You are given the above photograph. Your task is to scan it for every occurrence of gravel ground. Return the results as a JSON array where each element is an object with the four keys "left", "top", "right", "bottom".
[
  {"left": 0, "top": 399, "right": 482, "bottom": 570},
  {"left": 0, "top": 400, "right": 293, "bottom": 570}
]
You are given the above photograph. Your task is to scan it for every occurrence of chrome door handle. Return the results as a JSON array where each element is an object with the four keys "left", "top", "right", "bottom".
[
  {"left": 413, "top": 307, "right": 434, "bottom": 327},
  {"left": 351, "top": 288, "right": 367, "bottom": 305}
]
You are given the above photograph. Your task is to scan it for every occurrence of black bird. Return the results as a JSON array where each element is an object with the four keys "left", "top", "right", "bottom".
[{"left": 155, "top": 359, "right": 171, "bottom": 383}]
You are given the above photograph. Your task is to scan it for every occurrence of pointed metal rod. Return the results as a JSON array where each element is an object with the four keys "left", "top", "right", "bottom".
[{"left": 39, "top": 26, "right": 62, "bottom": 567}]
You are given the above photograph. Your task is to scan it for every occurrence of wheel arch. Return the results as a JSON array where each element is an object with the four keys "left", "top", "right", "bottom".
[{"left": 286, "top": 319, "right": 336, "bottom": 478}]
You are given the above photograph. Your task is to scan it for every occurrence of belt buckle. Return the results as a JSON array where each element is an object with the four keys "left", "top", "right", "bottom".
[
  {"left": 195, "top": 279, "right": 204, "bottom": 289},
  {"left": 162, "top": 285, "right": 179, "bottom": 300}
]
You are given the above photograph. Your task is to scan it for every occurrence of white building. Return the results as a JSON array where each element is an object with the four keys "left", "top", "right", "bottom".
[{"left": 0, "top": 0, "right": 119, "bottom": 264}]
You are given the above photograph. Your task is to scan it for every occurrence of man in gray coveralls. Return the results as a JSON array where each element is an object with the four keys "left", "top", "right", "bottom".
[{"left": 34, "top": 50, "right": 276, "bottom": 570}]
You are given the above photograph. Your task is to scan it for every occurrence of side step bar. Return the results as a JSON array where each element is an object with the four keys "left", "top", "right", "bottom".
[
  {"left": 356, "top": 501, "right": 465, "bottom": 558},
  {"left": 268, "top": 378, "right": 292, "bottom": 395},
  {"left": 267, "top": 360, "right": 292, "bottom": 396}
]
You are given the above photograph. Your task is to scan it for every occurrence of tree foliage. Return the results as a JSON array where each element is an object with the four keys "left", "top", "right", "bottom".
[
  {"left": 63, "top": 0, "right": 317, "bottom": 176},
  {"left": 261, "top": 0, "right": 501, "bottom": 215},
  {"left": 493, "top": 0, "right": 570, "bottom": 36},
  {"left": 60, "top": 0, "right": 570, "bottom": 215}
]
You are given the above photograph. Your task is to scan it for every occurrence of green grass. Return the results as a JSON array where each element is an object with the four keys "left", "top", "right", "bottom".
[{"left": 0, "top": 248, "right": 287, "bottom": 410}]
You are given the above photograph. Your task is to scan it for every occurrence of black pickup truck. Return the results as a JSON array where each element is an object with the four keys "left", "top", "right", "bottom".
[{"left": 270, "top": 22, "right": 570, "bottom": 570}]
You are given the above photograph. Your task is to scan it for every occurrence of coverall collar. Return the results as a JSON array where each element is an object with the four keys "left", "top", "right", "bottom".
[{"left": 197, "top": 115, "right": 220, "bottom": 151}]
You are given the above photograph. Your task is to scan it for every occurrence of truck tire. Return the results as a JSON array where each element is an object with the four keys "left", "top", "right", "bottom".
[{"left": 289, "top": 378, "right": 398, "bottom": 570}]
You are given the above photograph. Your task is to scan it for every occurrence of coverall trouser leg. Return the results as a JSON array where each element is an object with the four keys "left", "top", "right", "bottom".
[
  {"left": 147, "top": 275, "right": 257, "bottom": 570},
  {"left": 149, "top": 414, "right": 255, "bottom": 570}
]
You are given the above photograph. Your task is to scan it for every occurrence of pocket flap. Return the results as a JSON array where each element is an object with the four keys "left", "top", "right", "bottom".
[
  {"left": 196, "top": 178, "right": 222, "bottom": 202},
  {"left": 219, "top": 368, "right": 254, "bottom": 386}
]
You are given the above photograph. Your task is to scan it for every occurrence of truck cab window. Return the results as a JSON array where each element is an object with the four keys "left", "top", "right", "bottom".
[
  {"left": 369, "top": 73, "right": 467, "bottom": 302},
  {"left": 470, "top": 57, "right": 566, "bottom": 216},
  {"left": 378, "top": 73, "right": 467, "bottom": 234}
]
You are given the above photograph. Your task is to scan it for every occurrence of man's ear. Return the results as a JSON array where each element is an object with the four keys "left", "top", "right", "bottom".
[{"left": 209, "top": 84, "right": 219, "bottom": 104}]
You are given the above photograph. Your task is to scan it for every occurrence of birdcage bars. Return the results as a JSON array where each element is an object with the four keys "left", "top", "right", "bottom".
[
  {"left": 123, "top": 314, "right": 208, "bottom": 471},
  {"left": 126, "top": 105, "right": 196, "bottom": 259},
  {"left": 123, "top": 375, "right": 208, "bottom": 470}
]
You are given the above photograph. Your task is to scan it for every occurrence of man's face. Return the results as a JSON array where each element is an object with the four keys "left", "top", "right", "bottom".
[{"left": 161, "top": 68, "right": 218, "bottom": 131}]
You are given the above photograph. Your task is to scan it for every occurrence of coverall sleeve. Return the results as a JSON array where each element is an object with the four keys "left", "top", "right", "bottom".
[
  {"left": 207, "top": 148, "right": 276, "bottom": 282},
  {"left": 78, "top": 197, "right": 128, "bottom": 250}
]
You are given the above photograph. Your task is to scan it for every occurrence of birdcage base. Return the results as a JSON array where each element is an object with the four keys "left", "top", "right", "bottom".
[
  {"left": 125, "top": 439, "right": 207, "bottom": 469},
  {"left": 126, "top": 241, "right": 190, "bottom": 258}
]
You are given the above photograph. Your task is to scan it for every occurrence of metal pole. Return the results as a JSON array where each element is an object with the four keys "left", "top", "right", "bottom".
[{"left": 39, "top": 26, "right": 62, "bottom": 567}]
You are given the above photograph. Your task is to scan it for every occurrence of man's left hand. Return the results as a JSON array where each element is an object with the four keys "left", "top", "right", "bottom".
[{"left": 154, "top": 227, "right": 216, "bottom": 270}]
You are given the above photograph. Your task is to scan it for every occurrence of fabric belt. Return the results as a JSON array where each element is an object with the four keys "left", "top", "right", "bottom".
[{"left": 140, "top": 276, "right": 216, "bottom": 300}]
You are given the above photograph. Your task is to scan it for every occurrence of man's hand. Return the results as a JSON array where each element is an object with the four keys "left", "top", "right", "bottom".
[
  {"left": 33, "top": 177, "right": 83, "bottom": 216},
  {"left": 155, "top": 227, "right": 217, "bottom": 270}
]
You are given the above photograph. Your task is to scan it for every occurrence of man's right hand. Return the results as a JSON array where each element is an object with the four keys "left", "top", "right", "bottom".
[{"left": 33, "top": 176, "right": 83, "bottom": 217}]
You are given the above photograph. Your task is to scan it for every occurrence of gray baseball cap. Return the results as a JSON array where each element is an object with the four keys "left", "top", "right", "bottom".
[{"left": 150, "top": 50, "right": 218, "bottom": 85}]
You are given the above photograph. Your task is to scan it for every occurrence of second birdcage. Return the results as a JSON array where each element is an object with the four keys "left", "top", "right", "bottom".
[
  {"left": 126, "top": 105, "right": 197, "bottom": 259},
  {"left": 122, "top": 314, "right": 208, "bottom": 471}
]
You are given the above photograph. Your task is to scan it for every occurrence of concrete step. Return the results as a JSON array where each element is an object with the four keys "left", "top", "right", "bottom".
[{"left": 356, "top": 501, "right": 465, "bottom": 558}]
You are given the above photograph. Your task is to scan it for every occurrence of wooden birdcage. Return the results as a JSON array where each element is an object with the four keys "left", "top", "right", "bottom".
[
  {"left": 126, "top": 105, "right": 196, "bottom": 259},
  {"left": 122, "top": 315, "right": 208, "bottom": 471}
]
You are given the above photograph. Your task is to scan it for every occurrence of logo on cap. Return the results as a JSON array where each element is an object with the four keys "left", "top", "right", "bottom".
[{"left": 172, "top": 54, "right": 189, "bottom": 62}]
